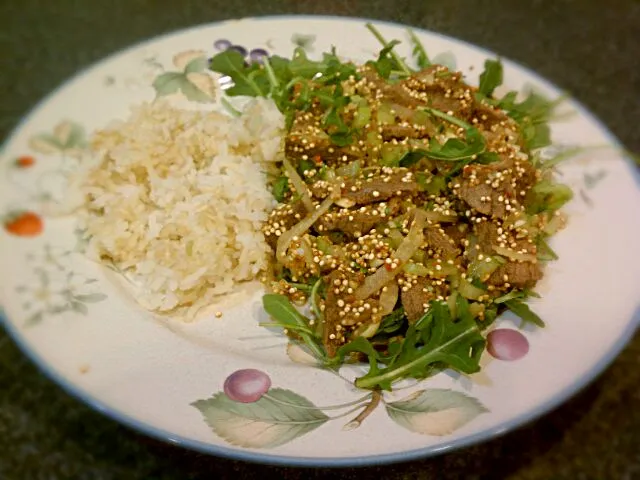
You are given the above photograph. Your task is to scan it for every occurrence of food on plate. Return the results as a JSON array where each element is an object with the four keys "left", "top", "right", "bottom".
[
  {"left": 74, "top": 22, "right": 572, "bottom": 389},
  {"left": 210, "top": 24, "right": 573, "bottom": 390},
  {"left": 76, "top": 98, "right": 284, "bottom": 316}
]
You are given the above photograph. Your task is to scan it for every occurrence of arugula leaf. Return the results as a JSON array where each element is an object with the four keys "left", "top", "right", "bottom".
[
  {"left": 366, "top": 39, "right": 402, "bottom": 79},
  {"left": 424, "top": 107, "right": 473, "bottom": 131},
  {"left": 209, "top": 50, "right": 270, "bottom": 97},
  {"left": 416, "top": 173, "right": 447, "bottom": 195},
  {"left": 322, "top": 85, "right": 355, "bottom": 145},
  {"left": 297, "top": 158, "right": 315, "bottom": 177},
  {"left": 532, "top": 146, "right": 586, "bottom": 169},
  {"left": 504, "top": 299, "right": 546, "bottom": 328},
  {"left": 318, "top": 51, "right": 359, "bottom": 85},
  {"left": 408, "top": 29, "right": 430, "bottom": 69},
  {"left": 536, "top": 237, "right": 559, "bottom": 261},
  {"left": 398, "top": 151, "right": 426, "bottom": 167},
  {"left": 377, "top": 307, "right": 406, "bottom": 334},
  {"left": 407, "top": 108, "right": 487, "bottom": 165},
  {"left": 424, "top": 128, "right": 486, "bottom": 162},
  {"left": 500, "top": 90, "right": 565, "bottom": 124},
  {"left": 522, "top": 120, "right": 552, "bottom": 150},
  {"left": 478, "top": 59, "right": 503, "bottom": 97},
  {"left": 354, "top": 301, "right": 485, "bottom": 390},
  {"left": 497, "top": 90, "right": 565, "bottom": 150},
  {"left": 289, "top": 48, "right": 327, "bottom": 79},
  {"left": 493, "top": 290, "right": 526, "bottom": 304},
  {"left": 262, "top": 294, "right": 326, "bottom": 359},
  {"left": 272, "top": 175, "right": 290, "bottom": 202},
  {"left": 479, "top": 305, "right": 498, "bottom": 330},
  {"left": 476, "top": 151, "right": 500, "bottom": 164},
  {"left": 365, "top": 23, "right": 411, "bottom": 76},
  {"left": 525, "top": 180, "right": 573, "bottom": 214}
]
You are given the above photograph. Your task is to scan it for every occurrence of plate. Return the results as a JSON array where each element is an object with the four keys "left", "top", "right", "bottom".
[{"left": 1, "top": 16, "right": 639, "bottom": 467}]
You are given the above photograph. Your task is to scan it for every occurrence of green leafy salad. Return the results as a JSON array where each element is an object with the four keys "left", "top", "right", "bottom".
[{"left": 209, "top": 24, "right": 574, "bottom": 391}]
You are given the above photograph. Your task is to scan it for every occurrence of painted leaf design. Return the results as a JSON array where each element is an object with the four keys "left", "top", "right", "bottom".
[
  {"left": 28, "top": 134, "right": 62, "bottom": 154},
  {"left": 183, "top": 56, "right": 208, "bottom": 74},
  {"left": 71, "top": 302, "right": 88, "bottom": 315},
  {"left": 27, "top": 122, "right": 86, "bottom": 154},
  {"left": 54, "top": 121, "right": 73, "bottom": 147},
  {"left": 74, "top": 293, "right": 107, "bottom": 303},
  {"left": 192, "top": 387, "right": 329, "bottom": 448},
  {"left": 292, "top": 33, "right": 316, "bottom": 50},
  {"left": 584, "top": 170, "right": 607, "bottom": 189},
  {"left": 24, "top": 311, "right": 44, "bottom": 326},
  {"left": 153, "top": 72, "right": 185, "bottom": 97},
  {"left": 432, "top": 51, "right": 457, "bottom": 71},
  {"left": 62, "top": 122, "right": 87, "bottom": 149},
  {"left": 153, "top": 71, "right": 215, "bottom": 103},
  {"left": 185, "top": 72, "right": 217, "bottom": 101},
  {"left": 173, "top": 50, "right": 207, "bottom": 71},
  {"left": 385, "top": 388, "right": 488, "bottom": 436}
]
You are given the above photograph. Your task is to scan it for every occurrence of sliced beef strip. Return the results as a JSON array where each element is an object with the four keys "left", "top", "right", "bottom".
[
  {"left": 309, "top": 180, "right": 333, "bottom": 200},
  {"left": 474, "top": 221, "right": 541, "bottom": 289},
  {"left": 322, "top": 270, "right": 346, "bottom": 358},
  {"left": 443, "top": 223, "right": 469, "bottom": 249},
  {"left": 424, "top": 225, "right": 459, "bottom": 257},
  {"left": 456, "top": 157, "right": 538, "bottom": 218},
  {"left": 474, "top": 220, "right": 535, "bottom": 255},
  {"left": 381, "top": 124, "right": 426, "bottom": 141},
  {"left": 340, "top": 171, "right": 419, "bottom": 206},
  {"left": 316, "top": 210, "right": 380, "bottom": 239},
  {"left": 316, "top": 197, "right": 403, "bottom": 239},
  {"left": 475, "top": 221, "right": 499, "bottom": 253},
  {"left": 487, "top": 262, "right": 542, "bottom": 289},
  {"left": 401, "top": 277, "right": 434, "bottom": 323},
  {"left": 322, "top": 269, "right": 374, "bottom": 357},
  {"left": 262, "top": 200, "right": 308, "bottom": 250}
]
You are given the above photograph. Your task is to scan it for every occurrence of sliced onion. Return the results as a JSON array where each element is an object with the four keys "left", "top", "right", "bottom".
[
  {"left": 386, "top": 229, "right": 404, "bottom": 248},
  {"left": 421, "top": 210, "right": 458, "bottom": 223},
  {"left": 378, "top": 283, "right": 399, "bottom": 316},
  {"left": 283, "top": 157, "right": 314, "bottom": 213},
  {"left": 297, "top": 235, "right": 315, "bottom": 267},
  {"left": 352, "top": 321, "right": 381, "bottom": 339},
  {"left": 403, "top": 262, "right": 430, "bottom": 276},
  {"left": 355, "top": 209, "right": 426, "bottom": 301},
  {"left": 493, "top": 245, "right": 537, "bottom": 263},
  {"left": 336, "top": 160, "right": 361, "bottom": 178},
  {"left": 468, "top": 255, "right": 503, "bottom": 280},
  {"left": 543, "top": 212, "right": 566, "bottom": 236},
  {"left": 447, "top": 291, "right": 458, "bottom": 319},
  {"left": 276, "top": 195, "right": 335, "bottom": 264},
  {"left": 458, "top": 278, "right": 486, "bottom": 300},
  {"left": 468, "top": 302, "right": 485, "bottom": 318}
]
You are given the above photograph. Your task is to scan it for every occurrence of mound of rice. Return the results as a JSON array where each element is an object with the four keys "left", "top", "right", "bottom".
[{"left": 78, "top": 98, "right": 284, "bottom": 317}]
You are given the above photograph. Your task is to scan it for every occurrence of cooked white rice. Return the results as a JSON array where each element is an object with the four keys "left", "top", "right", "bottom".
[{"left": 78, "top": 98, "right": 284, "bottom": 317}]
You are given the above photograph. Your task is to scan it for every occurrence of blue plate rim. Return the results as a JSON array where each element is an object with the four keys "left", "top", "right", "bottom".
[{"left": 1, "top": 14, "right": 639, "bottom": 468}]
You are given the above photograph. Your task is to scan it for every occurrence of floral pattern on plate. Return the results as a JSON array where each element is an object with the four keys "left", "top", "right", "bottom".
[
  {"left": 15, "top": 244, "right": 107, "bottom": 326},
  {"left": 193, "top": 367, "right": 488, "bottom": 448}
]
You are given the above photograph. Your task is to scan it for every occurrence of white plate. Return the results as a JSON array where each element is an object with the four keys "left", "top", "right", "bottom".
[{"left": 1, "top": 16, "right": 639, "bottom": 466}]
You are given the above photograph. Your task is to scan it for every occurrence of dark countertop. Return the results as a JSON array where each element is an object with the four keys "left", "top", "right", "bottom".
[{"left": 1, "top": 1, "right": 639, "bottom": 479}]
